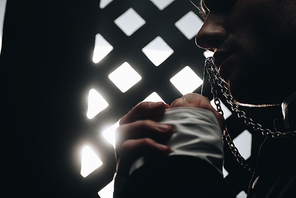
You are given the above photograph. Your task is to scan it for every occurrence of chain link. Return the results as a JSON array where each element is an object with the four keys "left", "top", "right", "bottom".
[{"left": 204, "top": 57, "right": 296, "bottom": 171}]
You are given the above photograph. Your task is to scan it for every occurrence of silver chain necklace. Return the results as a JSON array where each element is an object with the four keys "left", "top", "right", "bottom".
[{"left": 204, "top": 57, "right": 296, "bottom": 171}]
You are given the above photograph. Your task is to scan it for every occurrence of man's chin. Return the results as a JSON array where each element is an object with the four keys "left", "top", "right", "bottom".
[
  {"left": 229, "top": 84, "right": 283, "bottom": 106},
  {"left": 228, "top": 80, "right": 262, "bottom": 105}
]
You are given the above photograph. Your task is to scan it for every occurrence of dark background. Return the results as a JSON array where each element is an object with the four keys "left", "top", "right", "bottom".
[{"left": 0, "top": 0, "right": 114, "bottom": 197}]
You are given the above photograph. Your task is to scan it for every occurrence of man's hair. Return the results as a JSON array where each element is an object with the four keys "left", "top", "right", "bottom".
[{"left": 190, "top": 0, "right": 209, "bottom": 18}]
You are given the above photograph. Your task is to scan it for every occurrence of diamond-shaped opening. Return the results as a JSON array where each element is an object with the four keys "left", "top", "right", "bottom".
[
  {"left": 114, "top": 8, "right": 146, "bottom": 36},
  {"left": 150, "top": 0, "right": 174, "bottom": 10},
  {"left": 108, "top": 62, "right": 142, "bottom": 93},
  {"left": 99, "top": 0, "right": 113, "bottom": 9},
  {"left": 204, "top": 50, "right": 214, "bottom": 58},
  {"left": 102, "top": 121, "right": 119, "bottom": 148},
  {"left": 98, "top": 180, "right": 114, "bottom": 198},
  {"left": 92, "top": 34, "right": 113, "bottom": 63},
  {"left": 0, "top": 36, "right": 2, "bottom": 54},
  {"left": 210, "top": 99, "right": 232, "bottom": 119},
  {"left": 175, "top": 11, "right": 203, "bottom": 40},
  {"left": 143, "top": 92, "right": 165, "bottom": 103},
  {"left": 87, "top": 89, "right": 109, "bottom": 119},
  {"left": 236, "top": 191, "right": 247, "bottom": 198},
  {"left": 222, "top": 167, "right": 229, "bottom": 178},
  {"left": 142, "top": 36, "right": 174, "bottom": 66},
  {"left": 233, "top": 130, "right": 252, "bottom": 160},
  {"left": 170, "top": 66, "right": 203, "bottom": 95},
  {"left": 0, "top": 0, "right": 7, "bottom": 55},
  {"left": 80, "top": 146, "right": 103, "bottom": 178}
]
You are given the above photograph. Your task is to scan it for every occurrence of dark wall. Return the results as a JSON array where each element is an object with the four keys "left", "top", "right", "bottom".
[{"left": 1, "top": 0, "right": 114, "bottom": 197}]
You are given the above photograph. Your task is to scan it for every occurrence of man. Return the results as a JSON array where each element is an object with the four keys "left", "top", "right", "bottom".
[
  {"left": 114, "top": 0, "right": 296, "bottom": 197},
  {"left": 195, "top": 0, "right": 296, "bottom": 197}
]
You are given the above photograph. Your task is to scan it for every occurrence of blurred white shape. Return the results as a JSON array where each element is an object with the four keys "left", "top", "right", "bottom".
[
  {"left": 80, "top": 146, "right": 103, "bottom": 178},
  {"left": 236, "top": 191, "right": 247, "bottom": 198},
  {"left": 114, "top": 8, "right": 146, "bottom": 36},
  {"left": 175, "top": 11, "right": 203, "bottom": 40},
  {"left": 108, "top": 62, "right": 142, "bottom": 93},
  {"left": 210, "top": 99, "right": 232, "bottom": 119},
  {"left": 150, "top": 0, "right": 174, "bottom": 10},
  {"left": 222, "top": 167, "right": 229, "bottom": 178},
  {"left": 103, "top": 121, "right": 119, "bottom": 148},
  {"left": 233, "top": 130, "right": 252, "bottom": 160},
  {"left": 170, "top": 66, "right": 203, "bottom": 95},
  {"left": 203, "top": 50, "right": 214, "bottom": 58},
  {"left": 98, "top": 180, "right": 114, "bottom": 198},
  {"left": 99, "top": 0, "right": 113, "bottom": 9},
  {"left": 142, "top": 36, "right": 174, "bottom": 66},
  {"left": 0, "top": 36, "right": 2, "bottom": 54},
  {"left": 92, "top": 34, "right": 113, "bottom": 63},
  {"left": 87, "top": 89, "right": 109, "bottom": 119},
  {"left": 143, "top": 92, "right": 165, "bottom": 103},
  {"left": 0, "top": 0, "right": 7, "bottom": 55}
]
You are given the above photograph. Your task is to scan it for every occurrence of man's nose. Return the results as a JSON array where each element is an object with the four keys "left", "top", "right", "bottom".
[{"left": 195, "top": 15, "right": 227, "bottom": 51}]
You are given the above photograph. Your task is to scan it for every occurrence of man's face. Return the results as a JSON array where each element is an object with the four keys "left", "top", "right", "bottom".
[{"left": 196, "top": 0, "right": 296, "bottom": 104}]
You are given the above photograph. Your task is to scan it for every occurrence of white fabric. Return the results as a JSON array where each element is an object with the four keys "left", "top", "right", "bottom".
[{"left": 129, "top": 107, "right": 223, "bottom": 175}]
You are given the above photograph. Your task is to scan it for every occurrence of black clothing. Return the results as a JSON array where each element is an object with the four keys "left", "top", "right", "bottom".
[
  {"left": 122, "top": 156, "right": 236, "bottom": 198},
  {"left": 247, "top": 137, "right": 296, "bottom": 198},
  {"left": 119, "top": 138, "right": 296, "bottom": 198}
]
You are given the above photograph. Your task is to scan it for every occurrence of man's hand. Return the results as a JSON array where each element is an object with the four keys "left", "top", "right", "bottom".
[
  {"left": 115, "top": 102, "right": 174, "bottom": 176},
  {"left": 171, "top": 93, "right": 225, "bottom": 130},
  {"left": 115, "top": 94, "right": 224, "bottom": 176}
]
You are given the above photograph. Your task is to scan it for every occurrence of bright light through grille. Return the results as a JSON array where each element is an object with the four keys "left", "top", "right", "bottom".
[
  {"left": 92, "top": 34, "right": 113, "bottom": 64},
  {"left": 103, "top": 121, "right": 119, "bottom": 148},
  {"left": 0, "top": 0, "right": 7, "bottom": 55},
  {"left": 80, "top": 146, "right": 103, "bottom": 178},
  {"left": 142, "top": 36, "right": 174, "bottom": 66},
  {"left": 210, "top": 99, "right": 232, "bottom": 119},
  {"left": 203, "top": 50, "right": 214, "bottom": 58},
  {"left": 87, "top": 89, "right": 109, "bottom": 119},
  {"left": 233, "top": 130, "right": 252, "bottom": 160},
  {"left": 175, "top": 11, "right": 203, "bottom": 40},
  {"left": 143, "top": 92, "right": 165, "bottom": 103},
  {"left": 170, "top": 66, "right": 203, "bottom": 95},
  {"left": 114, "top": 8, "right": 146, "bottom": 36},
  {"left": 108, "top": 62, "right": 142, "bottom": 93},
  {"left": 99, "top": 0, "right": 113, "bottom": 9},
  {"left": 98, "top": 180, "right": 115, "bottom": 198},
  {"left": 150, "top": 0, "right": 174, "bottom": 10}
]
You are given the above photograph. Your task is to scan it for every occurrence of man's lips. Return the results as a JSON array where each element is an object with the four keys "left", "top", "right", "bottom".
[
  {"left": 213, "top": 51, "right": 233, "bottom": 81},
  {"left": 213, "top": 51, "right": 232, "bottom": 68}
]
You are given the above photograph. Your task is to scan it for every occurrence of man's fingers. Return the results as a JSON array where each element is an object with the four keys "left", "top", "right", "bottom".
[
  {"left": 120, "top": 102, "right": 167, "bottom": 125},
  {"left": 115, "top": 120, "right": 174, "bottom": 150},
  {"left": 115, "top": 121, "right": 173, "bottom": 176},
  {"left": 171, "top": 93, "right": 225, "bottom": 130},
  {"left": 181, "top": 93, "right": 205, "bottom": 103},
  {"left": 122, "top": 138, "right": 172, "bottom": 157},
  {"left": 171, "top": 98, "right": 191, "bottom": 108},
  {"left": 117, "top": 138, "right": 172, "bottom": 176},
  {"left": 171, "top": 93, "right": 215, "bottom": 112}
]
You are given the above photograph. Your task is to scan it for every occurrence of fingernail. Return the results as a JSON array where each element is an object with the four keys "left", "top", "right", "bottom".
[
  {"left": 157, "top": 123, "right": 170, "bottom": 131},
  {"left": 157, "top": 144, "right": 171, "bottom": 152},
  {"left": 149, "top": 102, "right": 163, "bottom": 107}
]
